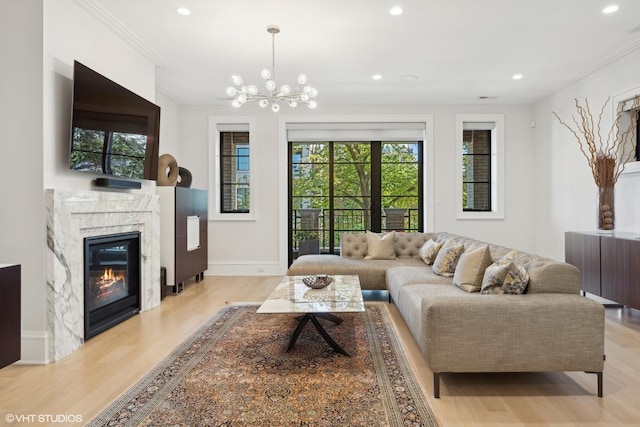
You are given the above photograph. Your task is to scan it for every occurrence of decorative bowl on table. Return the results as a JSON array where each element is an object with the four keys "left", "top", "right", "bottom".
[{"left": 302, "top": 275, "right": 334, "bottom": 289}]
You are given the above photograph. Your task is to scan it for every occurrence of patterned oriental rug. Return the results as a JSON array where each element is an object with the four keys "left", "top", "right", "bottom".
[{"left": 89, "top": 303, "right": 439, "bottom": 427}]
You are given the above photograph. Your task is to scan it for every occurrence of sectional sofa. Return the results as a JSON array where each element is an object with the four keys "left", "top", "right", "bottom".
[{"left": 287, "top": 231, "right": 605, "bottom": 398}]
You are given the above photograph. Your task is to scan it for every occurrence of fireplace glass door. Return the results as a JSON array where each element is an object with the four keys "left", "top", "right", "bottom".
[{"left": 84, "top": 232, "right": 141, "bottom": 339}]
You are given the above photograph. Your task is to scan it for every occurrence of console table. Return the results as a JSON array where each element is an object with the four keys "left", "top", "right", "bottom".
[
  {"left": 0, "top": 264, "right": 21, "bottom": 368},
  {"left": 565, "top": 232, "right": 640, "bottom": 310}
]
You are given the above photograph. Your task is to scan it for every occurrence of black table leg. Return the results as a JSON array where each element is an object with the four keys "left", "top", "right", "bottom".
[{"left": 287, "top": 313, "right": 350, "bottom": 356}]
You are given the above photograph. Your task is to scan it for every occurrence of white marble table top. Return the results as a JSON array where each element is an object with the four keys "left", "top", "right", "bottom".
[{"left": 257, "top": 275, "right": 365, "bottom": 314}]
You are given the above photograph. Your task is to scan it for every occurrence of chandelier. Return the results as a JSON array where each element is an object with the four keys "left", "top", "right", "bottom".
[{"left": 226, "top": 26, "right": 318, "bottom": 112}]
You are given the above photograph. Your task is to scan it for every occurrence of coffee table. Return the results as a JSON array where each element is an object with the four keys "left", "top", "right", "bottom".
[{"left": 257, "top": 275, "right": 365, "bottom": 356}]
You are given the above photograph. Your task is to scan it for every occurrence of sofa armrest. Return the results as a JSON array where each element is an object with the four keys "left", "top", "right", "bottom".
[
  {"left": 423, "top": 293, "right": 604, "bottom": 374},
  {"left": 525, "top": 260, "right": 581, "bottom": 294}
]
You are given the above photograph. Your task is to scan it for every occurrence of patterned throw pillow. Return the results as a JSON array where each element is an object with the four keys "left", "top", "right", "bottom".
[
  {"left": 481, "top": 250, "right": 530, "bottom": 294},
  {"left": 419, "top": 239, "right": 443, "bottom": 265},
  {"left": 432, "top": 241, "right": 465, "bottom": 277},
  {"left": 453, "top": 245, "right": 492, "bottom": 292},
  {"left": 364, "top": 230, "right": 396, "bottom": 260}
]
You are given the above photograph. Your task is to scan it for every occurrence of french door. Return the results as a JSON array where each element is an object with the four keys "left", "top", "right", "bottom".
[{"left": 288, "top": 140, "right": 422, "bottom": 263}]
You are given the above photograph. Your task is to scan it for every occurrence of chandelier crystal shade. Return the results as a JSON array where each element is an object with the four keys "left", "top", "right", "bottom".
[{"left": 226, "top": 26, "right": 318, "bottom": 112}]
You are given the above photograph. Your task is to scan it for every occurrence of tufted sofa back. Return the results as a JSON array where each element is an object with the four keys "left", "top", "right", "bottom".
[
  {"left": 339, "top": 231, "right": 580, "bottom": 295},
  {"left": 340, "top": 232, "right": 436, "bottom": 259}
]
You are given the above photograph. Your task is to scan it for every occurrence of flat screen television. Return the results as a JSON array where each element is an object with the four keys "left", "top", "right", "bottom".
[{"left": 69, "top": 61, "right": 160, "bottom": 181}]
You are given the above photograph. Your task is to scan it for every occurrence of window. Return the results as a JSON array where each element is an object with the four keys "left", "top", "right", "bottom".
[
  {"left": 220, "top": 131, "right": 250, "bottom": 213},
  {"left": 456, "top": 114, "right": 504, "bottom": 219},
  {"left": 285, "top": 120, "right": 427, "bottom": 263},
  {"left": 210, "top": 117, "right": 255, "bottom": 219},
  {"left": 462, "top": 129, "right": 491, "bottom": 211}
]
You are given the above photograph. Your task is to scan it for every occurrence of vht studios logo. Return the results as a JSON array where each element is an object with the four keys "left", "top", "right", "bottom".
[{"left": 5, "top": 414, "right": 83, "bottom": 423}]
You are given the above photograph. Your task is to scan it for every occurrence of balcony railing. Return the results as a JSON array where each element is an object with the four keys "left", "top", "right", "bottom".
[{"left": 292, "top": 208, "right": 419, "bottom": 256}]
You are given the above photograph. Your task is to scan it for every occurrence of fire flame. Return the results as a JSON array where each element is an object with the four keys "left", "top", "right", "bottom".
[{"left": 98, "top": 268, "right": 126, "bottom": 288}]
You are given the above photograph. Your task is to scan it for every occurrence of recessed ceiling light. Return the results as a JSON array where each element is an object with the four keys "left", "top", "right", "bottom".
[
  {"left": 372, "top": 74, "right": 383, "bottom": 80},
  {"left": 602, "top": 4, "right": 619, "bottom": 14},
  {"left": 512, "top": 74, "right": 524, "bottom": 80},
  {"left": 176, "top": 7, "right": 191, "bottom": 16},
  {"left": 389, "top": 6, "right": 404, "bottom": 16},
  {"left": 400, "top": 74, "right": 419, "bottom": 81}
]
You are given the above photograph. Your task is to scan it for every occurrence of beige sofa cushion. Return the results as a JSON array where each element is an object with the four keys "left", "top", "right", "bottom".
[
  {"left": 453, "top": 245, "right": 492, "bottom": 292},
  {"left": 365, "top": 230, "right": 396, "bottom": 259}
]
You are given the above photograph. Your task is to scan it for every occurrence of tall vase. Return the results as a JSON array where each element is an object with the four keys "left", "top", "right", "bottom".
[{"left": 597, "top": 186, "right": 614, "bottom": 232}]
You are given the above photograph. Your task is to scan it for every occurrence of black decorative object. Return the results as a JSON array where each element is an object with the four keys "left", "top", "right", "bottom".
[{"left": 177, "top": 167, "right": 192, "bottom": 188}]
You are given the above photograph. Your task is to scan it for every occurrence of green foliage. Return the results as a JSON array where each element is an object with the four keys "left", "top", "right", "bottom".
[{"left": 291, "top": 142, "right": 418, "bottom": 211}]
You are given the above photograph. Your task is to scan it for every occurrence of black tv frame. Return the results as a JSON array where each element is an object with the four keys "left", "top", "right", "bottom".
[{"left": 70, "top": 61, "right": 160, "bottom": 181}]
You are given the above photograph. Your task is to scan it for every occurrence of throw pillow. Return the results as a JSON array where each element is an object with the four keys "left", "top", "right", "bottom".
[
  {"left": 364, "top": 230, "right": 396, "bottom": 260},
  {"left": 453, "top": 245, "right": 492, "bottom": 292},
  {"left": 419, "top": 239, "right": 443, "bottom": 265},
  {"left": 481, "top": 252, "right": 530, "bottom": 294},
  {"left": 432, "top": 241, "right": 465, "bottom": 277}
]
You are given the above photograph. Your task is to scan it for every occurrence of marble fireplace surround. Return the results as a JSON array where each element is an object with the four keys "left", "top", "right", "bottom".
[{"left": 46, "top": 189, "right": 161, "bottom": 362}]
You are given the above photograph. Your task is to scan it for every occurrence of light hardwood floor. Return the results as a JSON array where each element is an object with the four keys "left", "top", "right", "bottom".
[{"left": 1, "top": 276, "right": 639, "bottom": 426}]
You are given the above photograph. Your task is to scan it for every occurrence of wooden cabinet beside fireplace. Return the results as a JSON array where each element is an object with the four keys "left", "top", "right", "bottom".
[
  {"left": 1, "top": 264, "right": 21, "bottom": 368},
  {"left": 565, "top": 231, "right": 640, "bottom": 310},
  {"left": 158, "top": 187, "right": 208, "bottom": 293}
]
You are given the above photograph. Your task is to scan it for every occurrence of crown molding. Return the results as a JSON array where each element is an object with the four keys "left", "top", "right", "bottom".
[{"left": 73, "top": 0, "right": 172, "bottom": 69}]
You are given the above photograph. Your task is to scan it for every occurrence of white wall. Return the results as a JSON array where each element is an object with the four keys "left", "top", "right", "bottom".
[
  {"left": 0, "top": 0, "right": 45, "bottom": 362},
  {"left": 156, "top": 91, "right": 180, "bottom": 156},
  {"left": 177, "top": 103, "right": 537, "bottom": 275},
  {"left": 534, "top": 49, "right": 640, "bottom": 261}
]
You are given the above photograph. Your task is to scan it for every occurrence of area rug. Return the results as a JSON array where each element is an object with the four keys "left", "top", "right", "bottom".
[{"left": 89, "top": 303, "right": 439, "bottom": 427}]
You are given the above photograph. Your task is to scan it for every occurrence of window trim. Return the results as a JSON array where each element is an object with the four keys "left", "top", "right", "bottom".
[
  {"left": 455, "top": 114, "right": 504, "bottom": 220},
  {"left": 209, "top": 116, "right": 256, "bottom": 221}
]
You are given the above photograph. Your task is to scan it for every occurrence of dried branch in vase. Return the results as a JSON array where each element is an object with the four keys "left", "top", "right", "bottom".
[{"left": 553, "top": 96, "right": 640, "bottom": 187}]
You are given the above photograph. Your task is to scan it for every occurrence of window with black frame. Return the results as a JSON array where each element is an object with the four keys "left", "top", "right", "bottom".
[
  {"left": 220, "top": 131, "right": 250, "bottom": 213},
  {"left": 462, "top": 129, "right": 491, "bottom": 211}
]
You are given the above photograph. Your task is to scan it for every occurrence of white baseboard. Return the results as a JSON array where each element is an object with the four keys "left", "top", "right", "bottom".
[
  {"left": 16, "top": 330, "right": 50, "bottom": 365},
  {"left": 205, "top": 261, "right": 285, "bottom": 276}
]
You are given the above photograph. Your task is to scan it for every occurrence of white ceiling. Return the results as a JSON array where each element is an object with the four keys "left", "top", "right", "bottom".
[{"left": 85, "top": 0, "right": 640, "bottom": 106}]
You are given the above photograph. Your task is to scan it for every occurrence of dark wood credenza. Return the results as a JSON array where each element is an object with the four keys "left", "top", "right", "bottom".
[
  {"left": 0, "top": 264, "right": 21, "bottom": 368},
  {"left": 158, "top": 187, "right": 208, "bottom": 294},
  {"left": 565, "top": 231, "right": 640, "bottom": 310}
]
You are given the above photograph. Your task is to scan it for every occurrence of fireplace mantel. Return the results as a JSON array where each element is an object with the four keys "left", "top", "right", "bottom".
[{"left": 45, "top": 189, "right": 160, "bottom": 362}]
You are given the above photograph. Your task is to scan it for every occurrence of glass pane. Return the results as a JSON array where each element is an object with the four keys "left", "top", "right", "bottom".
[
  {"left": 462, "top": 130, "right": 490, "bottom": 154},
  {"left": 333, "top": 143, "right": 371, "bottom": 241},
  {"left": 462, "top": 155, "right": 490, "bottom": 182},
  {"left": 333, "top": 142, "right": 370, "bottom": 164},
  {"left": 381, "top": 142, "right": 419, "bottom": 162},
  {"left": 221, "top": 183, "right": 250, "bottom": 212},
  {"left": 463, "top": 183, "right": 490, "bottom": 211},
  {"left": 381, "top": 143, "right": 419, "bottom": 231},
  {"left": 291, "top": 166, "right": 329, "bottom": 207}
]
